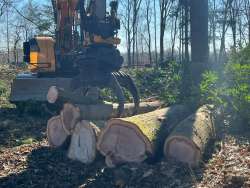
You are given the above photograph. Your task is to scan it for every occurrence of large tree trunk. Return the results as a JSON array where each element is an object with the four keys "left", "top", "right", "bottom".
[
  {"left": 67, "top": 120, "right": 100, "bottom": 164},
  {"left": 97, "top": 105, "right": 189, "bottom": 167},
  {"left": 190, "top": 0, "right": 209, "bottom": 84},
  {"left": 163, "top": 105, "right": 215, "bottom": 167}
]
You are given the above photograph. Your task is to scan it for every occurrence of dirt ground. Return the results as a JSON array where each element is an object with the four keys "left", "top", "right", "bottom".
[
  {"left": 0, "top": 65, "right": 249, "bottom": 188},
  {"left": 0, "top": 112, "right": 249, "bottom": 188}
]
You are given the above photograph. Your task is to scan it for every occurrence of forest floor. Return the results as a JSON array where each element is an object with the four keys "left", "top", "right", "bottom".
[{"left": 0, "top": 64, "right": 249, "bottom": 188}]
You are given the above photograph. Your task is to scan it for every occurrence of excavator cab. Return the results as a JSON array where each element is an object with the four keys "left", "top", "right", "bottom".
[{"left": 23, "top": 37, "right": 56, "bottom": 73}]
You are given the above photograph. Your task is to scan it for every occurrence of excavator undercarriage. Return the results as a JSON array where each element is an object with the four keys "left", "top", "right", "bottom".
[{"left": 10, "top": 0, "right": 139, "bottom": 116}]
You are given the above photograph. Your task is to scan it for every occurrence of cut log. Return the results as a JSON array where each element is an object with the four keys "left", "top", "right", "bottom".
[
  {"left": 112, "top": 101, "right": 163, "bottom": 118},
  {"left": 67, "top": 120, "right": 100, "bottom": 164},
  {"left": 77, "top": 103, "right": 114, "bottom": 120},
  {"left": 47, "top": 86, "right": 100, "bottom": 105},
  {"left": 60, "top": 101, "right": 163, "bottom": 123},
  {"left": 60, "top": 103, "right": 81, "bottom": 134},
  {"left": 97, "top": 105, "right": 189, "bottom": 167},
  {"left": 47, "top": 116, "right": 69, "bottom": 148},
  {"left": 163, "top": 105, "right": 215, "bottom": 167}
]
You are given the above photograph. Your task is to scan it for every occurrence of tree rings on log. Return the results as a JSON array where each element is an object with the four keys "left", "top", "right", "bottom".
[
  {"left": 47, "top": 86, "right": 59, "bottom": 104},
  {"left": 60, "top": 103, "right": 81, "bottom": 134},
  {"left": 67, "top": 120, "right": 100, "bottom": 164},
  {"left": 97, "top": 105, "right": 189, "bottom": 167},
  {"left": 163, "top": 105, "right": 215, "bottom": 167},
  {"left": 47, "top": 115, "right": 69, "bottom": 148}
]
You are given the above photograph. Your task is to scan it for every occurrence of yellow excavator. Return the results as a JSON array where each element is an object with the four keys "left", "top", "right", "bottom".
[{"left": 10, "top": 0, "right": 139, "bottom": 115}]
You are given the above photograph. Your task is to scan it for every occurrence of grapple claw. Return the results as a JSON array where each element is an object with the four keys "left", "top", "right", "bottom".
[
  {"left": 109, "top": 74, "right": 125, "bottom": 117},
  {"left": 112, "top": 71, "right": 140, "bottom": 115}
]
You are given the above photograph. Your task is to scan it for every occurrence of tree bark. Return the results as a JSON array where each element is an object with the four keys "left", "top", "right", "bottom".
[
  {"left": 190, "top": 0, "right": 209, "bottom": 84},
  {"left": 60, "top": 101, "right": 163, "bottom": 123},
  {"left": 163, "top": 105, "right": 215, "bottom": 167},
  {"left": 97, "top": 105, "right": 189, "bottom": 167}
]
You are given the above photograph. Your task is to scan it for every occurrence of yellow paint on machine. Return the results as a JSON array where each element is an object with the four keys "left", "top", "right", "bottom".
[
  {"left": 93, "top": 35, "right": 121, "bottom": 45},
  {"left": 28, "top": 37, "right": 56, "bottom": 73}
]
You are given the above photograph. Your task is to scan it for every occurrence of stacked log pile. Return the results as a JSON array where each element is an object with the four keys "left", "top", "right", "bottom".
[
  {"left": 97, "top": 105, "right": 190, "bottom": 167},
  {"left": 46, "top": 86, "right": 216, "bottom": 167},
  {"left": 46, "top": 86, "right": 164, "bottom": 164}
]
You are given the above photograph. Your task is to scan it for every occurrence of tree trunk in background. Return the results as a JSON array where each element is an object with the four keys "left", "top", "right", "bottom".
[
  {"left": 132, "top": 0, "right": 142, "bottom": 66},
  {"left": 184, "top": 0, "right": 190, "bottom": 62},
  {"left": 160, "top": 0, "right": 171, "bottom": 64},
  {"left": 160, "top": 0, "right": 165, "bottom": 64},
  {"left": 229, "top": 0, "right": 238, "bottom": 49},
  {"left": 171, "top": 3, "right": 179, "bottom": 60},
  {"left": 146, "top": 0, "right": 152, "bottom": 65},
  {"left": 244, "top": 1, "right": 250, "bottom": 44},
  {"left": 190, "top": 0, "right": 209, "bottom": 85},
  {"left": 6, "top": 3, "right": 10, "bottom": 64},
  {"left": 154, "top": 0, "right": 158, "bottom": 66},
  {"left": 212, "top": 0, "right": 217, "bottom": 63},
  {"left": 219, "top": 0, "right": 230, "bottom": 64}
]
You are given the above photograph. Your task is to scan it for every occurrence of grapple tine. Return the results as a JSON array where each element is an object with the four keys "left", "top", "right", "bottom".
[
  {"left": 113, "top": 71, "right": 140, "bottom": 115},
  {"left": 109, "top": 74, "right": 125, "bottom": 117}
]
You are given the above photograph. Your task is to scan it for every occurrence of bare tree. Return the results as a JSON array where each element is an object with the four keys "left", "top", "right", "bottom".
[
  {"left": 159, "top": 0, "right": 172, "bottom": 63},
  {"left": 170, "top": 1, "right": 180, "bottom": 60},
  {"left": 131, "top": 0, "right": 142, "bottom": 66},
  {"left": 0, "top": 0, "right": 7, "bottom": 16},
  {"left": 210, "top": 0, "right": 218, "bottom": 62},
  {"left": 243, "top": 0, "right": 250, "bottom": 43},
  {"left": 13, "top": 25, "right": 22, "bottom": 64},
  {"left": 190, "top": 0, "right": 209, "bottom": 83},
  {"left": 153, "top": 0, "right": 158, "bottom": 65},
  {"left": 218, "top": 0, "right": 230, "bottom": 63},
  {"left": 145, "top": 0, "right": 152, "bottom": 65}
]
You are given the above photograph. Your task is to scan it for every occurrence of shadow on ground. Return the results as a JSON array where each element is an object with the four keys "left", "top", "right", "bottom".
[
  {"left": 0, "top": 143, "right": 205, "bottom": 188},
  {"left": 0, "top": 108, "right": 47, "bottom": 149},
  {"left": 0, "top": 146, "right": 109, "bottom": 188}
]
